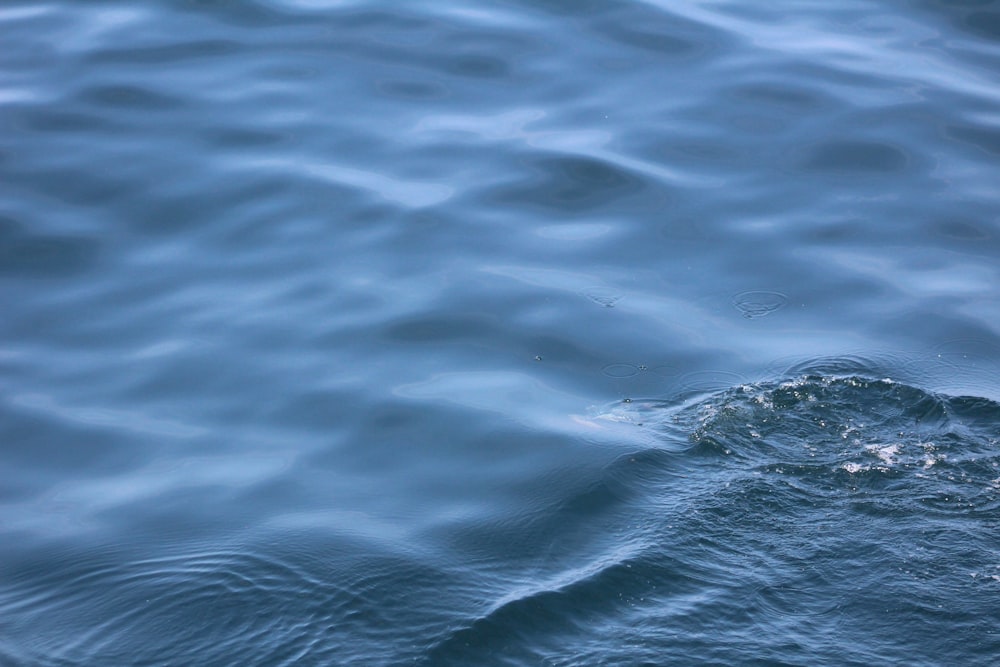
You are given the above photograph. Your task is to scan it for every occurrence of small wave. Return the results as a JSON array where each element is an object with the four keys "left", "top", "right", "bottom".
[
  {"left": 416, "top": 367, "right": 1000, "bottom": 663},
  {"left": 417, "top": 543, "right": 705, "bottom": 667},
  {"left": 643, "top": 374, "right": 999, "bottom": 513},
  {"left": 598, "top": 371, "right": 999, "bottom": 654}
]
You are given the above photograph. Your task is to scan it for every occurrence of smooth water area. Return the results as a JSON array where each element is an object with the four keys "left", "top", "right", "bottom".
[{"left": 2, "top": 1, "right": 1000, "bottom": 665}]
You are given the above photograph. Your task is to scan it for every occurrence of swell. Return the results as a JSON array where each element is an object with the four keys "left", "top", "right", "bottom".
[{"left": 418, "top": 546, "right": 722, "bottom": 666}]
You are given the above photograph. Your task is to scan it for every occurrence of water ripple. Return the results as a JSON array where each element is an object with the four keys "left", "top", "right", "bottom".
[{"left": 4, "top": 0, "right": 1000, "bottom": 663}]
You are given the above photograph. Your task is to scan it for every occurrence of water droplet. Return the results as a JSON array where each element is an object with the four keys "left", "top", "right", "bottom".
[
  {"left": 933, "top": 337, "right": 1000, "bottom": 365},
  {"left": 930, "top": 337, "right": 1000, "bottom": 396}
]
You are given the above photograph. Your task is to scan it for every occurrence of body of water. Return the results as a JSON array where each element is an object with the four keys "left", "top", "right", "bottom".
[{"left": 2, "top": 1, "right": 1000, "bottom": 664}]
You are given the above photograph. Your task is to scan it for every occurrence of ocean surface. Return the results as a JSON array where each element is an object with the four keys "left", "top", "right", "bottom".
[{"left": 2, "top": 1, "right": 1000, "bottom": 665}]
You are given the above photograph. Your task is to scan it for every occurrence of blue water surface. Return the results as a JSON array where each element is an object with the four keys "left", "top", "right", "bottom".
[{"left": 2, "top": 1, "right": 1000, "bottom": 665}]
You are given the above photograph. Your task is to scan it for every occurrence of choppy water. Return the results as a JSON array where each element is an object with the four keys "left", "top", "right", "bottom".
[{"left": 3, "top": 1, "right": 1000, "bottom": 665}]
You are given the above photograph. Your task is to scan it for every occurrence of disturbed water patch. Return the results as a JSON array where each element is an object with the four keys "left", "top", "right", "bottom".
[
  {"left": 582, "top": 286, "right": 623, "bottom": 308},
  {"left": 411, "top": 370, "right": 1000, "bottom": 665},
  {"left": 567, "top": 370, "right": 1000, "bottom": 660},
  {"left": 731, "top": 290, "right": 788, "bottom": 319}
]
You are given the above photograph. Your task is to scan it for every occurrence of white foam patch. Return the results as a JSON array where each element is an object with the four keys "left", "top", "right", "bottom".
[{"left": 866, "top": 443, "right": 899, "bottom": 465}]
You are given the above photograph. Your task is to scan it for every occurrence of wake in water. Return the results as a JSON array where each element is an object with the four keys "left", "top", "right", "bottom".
[
  {"left": 422, "top": 371, "right": 1000, "bottom": 665},
  {"left": 566, "top": 372, "right": 1000, "bottom": 664}
]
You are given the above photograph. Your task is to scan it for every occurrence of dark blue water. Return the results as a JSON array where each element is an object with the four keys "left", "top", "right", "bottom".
[{"left": 3, "top": 1, "right": 1000, "bottom": 664}]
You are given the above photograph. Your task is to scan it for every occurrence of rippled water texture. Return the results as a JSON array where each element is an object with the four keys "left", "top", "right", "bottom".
[{"left": 2, "top": 0, "right": 1000, "bottom": 665}]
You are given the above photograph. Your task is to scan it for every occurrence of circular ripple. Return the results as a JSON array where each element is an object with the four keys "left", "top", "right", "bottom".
[
  {"left": 676, "top": 370, "right": 748, "bottom": 395},
  {"left": 603, "top": 363, "right": 640, "bottom": 378},
  {"left": 649, "top": 365, "right": 679, "bottom": 377},
  {"left": 767, "top": 352, "right": 924, "bottom": 384},
  {"left": 732, "top": 290, "right": 788, "bottom": 319},
  {"left": 583, "top": 287, "right": 623, "bottom": 308}
]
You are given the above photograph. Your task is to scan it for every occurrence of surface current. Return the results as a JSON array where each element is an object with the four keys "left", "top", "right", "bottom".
[{"left": 2, "top": 1, "right": 1000, "bottom": 665}]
